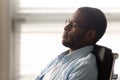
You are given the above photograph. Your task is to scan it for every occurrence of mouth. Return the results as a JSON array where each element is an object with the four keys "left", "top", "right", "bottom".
[{"left": 63, "top": 31, "right": 68, "bottom": 39}]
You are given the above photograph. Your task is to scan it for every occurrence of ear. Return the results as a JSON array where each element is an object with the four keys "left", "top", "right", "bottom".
[{"left": 85, "top": 30, "right": 96, "bottom": 41}]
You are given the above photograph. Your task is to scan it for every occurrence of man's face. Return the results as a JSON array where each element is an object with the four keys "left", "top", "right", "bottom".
[{"left": 62, "top": 10, "right": 88, "bottom": 50}]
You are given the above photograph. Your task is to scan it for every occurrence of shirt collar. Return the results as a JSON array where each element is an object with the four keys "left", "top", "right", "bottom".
[{"left": 58, "top": 45, "right": 94, "bottom": 62}]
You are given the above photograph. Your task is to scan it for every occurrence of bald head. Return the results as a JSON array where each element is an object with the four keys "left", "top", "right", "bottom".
[{"left": 76, "top": 7, "right": 107, "bottom": 42}]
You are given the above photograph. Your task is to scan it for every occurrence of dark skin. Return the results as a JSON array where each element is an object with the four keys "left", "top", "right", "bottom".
[{"left": 62, "top": 9, "right": 96, "bottom": 52}]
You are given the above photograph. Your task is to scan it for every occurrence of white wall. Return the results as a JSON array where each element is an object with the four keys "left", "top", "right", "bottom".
[{"left": 0, "top": 0, "right": 12, "bottom": 80}]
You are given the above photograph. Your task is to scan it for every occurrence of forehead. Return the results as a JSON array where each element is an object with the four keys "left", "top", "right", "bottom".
[{"left": 71, "top": 10, "right": 87, "bottom": 25}]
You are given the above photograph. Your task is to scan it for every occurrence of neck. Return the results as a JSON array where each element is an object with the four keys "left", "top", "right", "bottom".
[
  {"left": 69, "top": 43, "right": 94, "bottom": 52},
  {"left": 69, "top": 46, "right": 84, "bottom": 52}
]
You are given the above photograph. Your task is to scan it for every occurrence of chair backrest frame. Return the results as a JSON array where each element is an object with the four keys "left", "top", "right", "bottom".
[{"left": 93, "top": 45, "right": 115, "bottom": 80}]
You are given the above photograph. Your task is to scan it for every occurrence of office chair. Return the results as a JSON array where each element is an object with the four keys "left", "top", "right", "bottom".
[{"left": 93, "top": 45, "right": 118, "bottom": 80}]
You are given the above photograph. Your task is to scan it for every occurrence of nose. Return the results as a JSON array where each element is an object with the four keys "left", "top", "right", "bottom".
[{"left": 64, "top": 24, "right": 70, "bottom": 31}]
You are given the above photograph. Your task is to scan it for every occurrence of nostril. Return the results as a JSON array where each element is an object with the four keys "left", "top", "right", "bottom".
[{"left": 64, "top": 25, "right": 68, "bottom": 31}]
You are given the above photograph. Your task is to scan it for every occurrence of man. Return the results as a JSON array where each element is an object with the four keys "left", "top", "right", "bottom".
[{"left": 36, "top": 7, "right": 107, "bottom": 80}]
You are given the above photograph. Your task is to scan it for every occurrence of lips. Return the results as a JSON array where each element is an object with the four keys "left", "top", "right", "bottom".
[{"left": 63, "top": 31, "right": 68, "bottom": 39}]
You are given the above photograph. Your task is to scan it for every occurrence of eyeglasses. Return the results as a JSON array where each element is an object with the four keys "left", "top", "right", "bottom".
[
  {"left": 65, "top": 19, "right": 90, "bottom": 29},
  {"left": 65, "top": 19, "right": 71, "bottom": 26},
  {"left": 65, "top": 19, "right": 83, "bottom": 28}
]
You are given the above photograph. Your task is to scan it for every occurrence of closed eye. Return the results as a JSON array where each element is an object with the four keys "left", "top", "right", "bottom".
[{"left": 72, "top": 23, "right": 78, "bottom": 28}]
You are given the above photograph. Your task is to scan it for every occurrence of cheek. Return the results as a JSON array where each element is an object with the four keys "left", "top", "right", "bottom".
[
  {"left": 68, "top": 29, "right": 85, "bottom": 41},
  {"left": 69, "top": 28, "right": 81, "bottom": 37},
  {"left": 68, "top": 29, "right": 76, "bottom": 39},
  {"left": 68, "top": 31, "right": 80, "bottom": 41}
]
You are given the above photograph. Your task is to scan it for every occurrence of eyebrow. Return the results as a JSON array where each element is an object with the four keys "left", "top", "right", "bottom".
[
  {"left": 70, "top": 19, "right": 78, "bottom": 24},
  {"left": 70, "top": 19, "right": 82, "bottom": 26},
  {"left": 70, "top": 18, "right": 81, "bottom": 24}
]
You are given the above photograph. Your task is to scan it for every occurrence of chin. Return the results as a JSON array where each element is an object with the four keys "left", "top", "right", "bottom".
[
  {"left": 62, "top": 40, "right": 72, "bottom": 48},
  {"left": 62, "top": 40, "right": 68, "bottom": 47}
]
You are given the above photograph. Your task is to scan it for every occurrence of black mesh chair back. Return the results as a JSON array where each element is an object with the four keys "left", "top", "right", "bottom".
[{"left": 93, "top": 45, "right": 118, "bottom": 80}]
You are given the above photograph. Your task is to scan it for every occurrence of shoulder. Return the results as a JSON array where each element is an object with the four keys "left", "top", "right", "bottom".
[
  {"left": 69, "top": 53, "right": 97, "bottom": 75},
  {"left": 75, "top": 52, "right": 96, "bottom": 66},
  {"left": 68, "top": 53, "right": 98, "bottom": 80}
]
